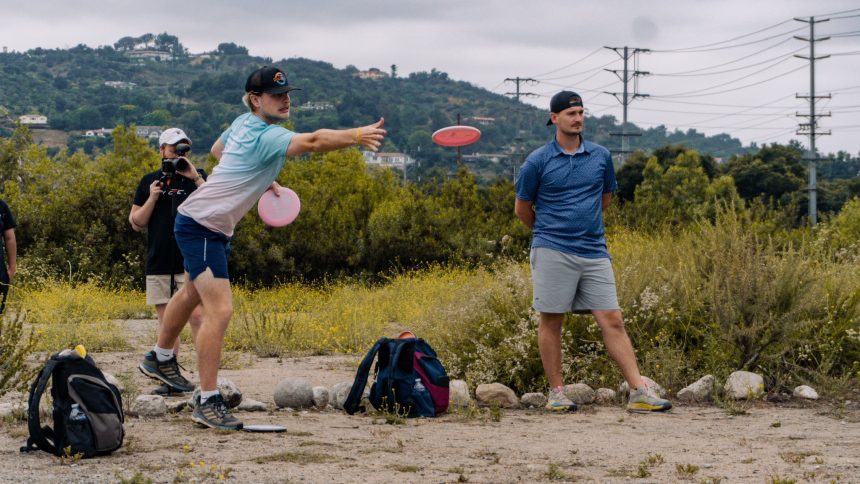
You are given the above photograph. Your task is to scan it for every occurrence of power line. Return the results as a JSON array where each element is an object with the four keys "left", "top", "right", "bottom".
[
  {"left": 528, "top": 47, "right": 606, "bottom": 78},
  {"left": 649, "top": 18, "right": 794, "bottom": 52},
  {"left": 650, "top": 47, "right": 807, "bottom": 77},
  {"left": 650, "top": 64, "right": 806, "bottom": 98},
  {"left": 652, "top": 25, "right": 807, "bottom": 53}
]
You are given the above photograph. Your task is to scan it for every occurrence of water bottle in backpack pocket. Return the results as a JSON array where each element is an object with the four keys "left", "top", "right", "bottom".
[{"left": 64, "top": 403, "right": 95, "bottom": 456}]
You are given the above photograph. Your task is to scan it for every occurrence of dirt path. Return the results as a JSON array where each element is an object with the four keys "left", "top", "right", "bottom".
[{"left": 0, "top": 319, "right": 858, "bottom": 483}]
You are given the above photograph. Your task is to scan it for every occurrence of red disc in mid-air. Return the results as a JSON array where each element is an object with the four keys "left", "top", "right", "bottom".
[{"left": 432, "top": 125, "right": 481, "bottom": 147}]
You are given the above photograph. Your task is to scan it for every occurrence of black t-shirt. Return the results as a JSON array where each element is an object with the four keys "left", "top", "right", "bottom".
[
  {"left": 0, "top": 199, "right": 15, "bottom": 272},
  {"left": 133, "top": 169, "right": 206, "bottom": 275}
]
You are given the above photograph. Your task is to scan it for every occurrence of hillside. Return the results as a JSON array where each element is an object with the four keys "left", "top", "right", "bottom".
[{"left": 0, "top": 35, "right": 751, "bottom": 180}]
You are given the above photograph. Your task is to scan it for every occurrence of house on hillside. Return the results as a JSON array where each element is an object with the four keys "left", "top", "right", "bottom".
[
  {"left": 19, "top": 114, "right": 48, "bottom": 128},
  {"left": 295, "top": 101, "right": 335, "bottom": 112},
  {"left": 104, "top": 81, "right": 137, "bottom": 90},
  {"left": 85, "top": 128, "right": 113, "bottom": 137},
  {"left": 363, "top": 151, "right": 414, "bottom": 167},
  {"left": 135, "top": 126, "right": 162, "bottom": 139},
  {"left": 467, "top": 116, "right": 496, "bottom": 126},
  {"left": 127, "top": 49, "right": 172, "bottom": 62},
  {"left": 354, "top": 68, "right": 389, "bottom": 80}
]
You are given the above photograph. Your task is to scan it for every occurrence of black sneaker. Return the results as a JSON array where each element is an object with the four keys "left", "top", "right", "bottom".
[
  {"left": 151, "top": 384, "right": 187, "bottom": 396},
  {"left": 139, "top": 351, "right": 195, "bottom": 393},
  {"left": 191, "top": 394, "right": 243, "bottom": 430}
]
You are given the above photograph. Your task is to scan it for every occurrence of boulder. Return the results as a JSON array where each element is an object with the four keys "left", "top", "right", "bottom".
[
  {"left": 274, "top": 377, "right": 314, "bottom": 409},
  {"left": 677, "top": 375, "right": 715, "bottom": 403},
  {"left": 521, "top": 392, "right": 548, "bottom": 408},
  {"left": 475, "top": 383, "right": 519, "bottom": 408},
  {"left": 449, "top": 380, "right": 472, "bottom": 407},
  {"left": 563, "top": 383, "right": 595, "bottom": 405},
  {"left": 238, "top": 399, "right": 268, "bottom": 412},
  {"left": 131, "top": 395, "right": 166, "bottom": 417},
  {"left": 723, "top": 371, "right": 764, "bottom": 400},
  {"left": 595, "top": 388, "right": 617, "bottom": 405},
  {"left": 312, "top": 386, "right": 330, "bottom": 409},
  {"left": 793, "top": 385, "right": 819, "bottom": 400},
  {"left": 331, "top": 381, "right": 353, "bottom": 410}
]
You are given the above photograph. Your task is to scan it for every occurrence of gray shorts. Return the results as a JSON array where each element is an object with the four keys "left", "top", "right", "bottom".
[
  {"left": 530, "top": 247, "right": 620, "bottom": 314},
  {"left": 145, "top": 274, "right": 185, "bottom": 305}
]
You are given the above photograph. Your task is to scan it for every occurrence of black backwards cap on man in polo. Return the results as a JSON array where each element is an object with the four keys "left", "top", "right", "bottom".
[{"left": 546, "top": 90, "right": 584, "bottom": 126}]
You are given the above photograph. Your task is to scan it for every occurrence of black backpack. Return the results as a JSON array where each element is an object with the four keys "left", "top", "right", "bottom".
[
  {"left": 344, "top": 336, "right": 450, "bottom": 418},
  {"left": 21, "top": 350, "right": 125, "bottom": 458}
]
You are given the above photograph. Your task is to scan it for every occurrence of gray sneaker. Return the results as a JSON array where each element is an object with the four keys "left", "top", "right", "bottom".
[
  {"left": 191, "top": 394, "right": 243, "bottom": 430},
  {"left": 139, "top": 351, "right": 194, "bottom": 393},
  {"left": 627, "top": 386, "right": 672, "bottom": 413},
  {"left": 545, "top": 388, "right": 578, "bottom": 412}
]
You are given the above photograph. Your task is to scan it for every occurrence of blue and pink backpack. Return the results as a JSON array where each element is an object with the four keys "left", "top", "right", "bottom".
[{"left": 344, "top": 335, "right": 449, "bottom": 417}]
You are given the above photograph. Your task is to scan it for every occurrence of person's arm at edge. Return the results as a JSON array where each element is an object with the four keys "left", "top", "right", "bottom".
[
  {"left": 602, "top": 192, "right": 612, "bottom": 211},
  {"left": 515, "top": 199, "right": 535, "bottom": 230},
  {"left": 287, "top": 118, "right": 385, "bottom": 157},
  {"left": 3, "top": 228, "right": 15, "bottom": 281},
  {"left": 211, "top": 138, "right": 224, "bottom": 161}
]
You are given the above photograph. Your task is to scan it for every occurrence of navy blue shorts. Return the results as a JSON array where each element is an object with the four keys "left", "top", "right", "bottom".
[{"left": 174, "top": 214, "right": 231, "bottom": 280}]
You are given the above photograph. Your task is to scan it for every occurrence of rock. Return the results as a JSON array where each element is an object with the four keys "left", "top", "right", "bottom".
[
  {"left": 103, "top": 372, "right": 124, "bottom": 393},
  {"left": 312, "top": 386, "right": 330, "bottom": 409},
  {"left": 274, "top": 377, "right": 314, "bottom": 409},
  {"left": 0, "top": 402, "right": 25, "bottom": 419},
  {"left": 595, "top": 388, "right": 617, "bottom": 405},
  {"left": 131, "top": 395, "right": 166, "bottom": 417},
  {"left": 449, "top": 379, "right": 471, "bottom": 407},
  {"left": 563, "top": 383, "right": 595, "bottom": 405},
  {"left": 166, "top": 400, "right": 187, "bottom": 413},
  {"left": 331, "top": 381, "right": 353, "bottom": 410},
  {"left": 793, "top": 385, "right": 819, "bottom": 400},
  {"left": 618, "top": 376, "right": 666, "bottom": 398},
  {"left": 190, "top": 378, "right": 243, "bottom": 409},
  {"left": 521, "top": 392, "right": 547, "bottom": 408},
  {"left": 677, "top": 375, "right": 715, "bottom": 403},
  {"left": 724, "top": 371, "right": 765, "bottom": 400},
  {"left": 238, "top": 399, "right": 268, "bottom": 412},
  {"left": 475, "top": 383, "right": 519, "bottom": 408}
]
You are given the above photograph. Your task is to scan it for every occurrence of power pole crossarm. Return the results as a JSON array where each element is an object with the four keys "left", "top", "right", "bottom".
[{"left": 603, "top": 46, "right": 649, "bottom": 163}]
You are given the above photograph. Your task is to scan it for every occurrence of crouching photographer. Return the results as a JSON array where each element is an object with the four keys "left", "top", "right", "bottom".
[{"left": 129, "top": 128, "right": 206, "bottom": 395}]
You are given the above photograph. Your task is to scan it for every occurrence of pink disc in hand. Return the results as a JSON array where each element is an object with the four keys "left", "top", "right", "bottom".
[{"left": 258, "top": 186, "right": 301, "bottom": 227}]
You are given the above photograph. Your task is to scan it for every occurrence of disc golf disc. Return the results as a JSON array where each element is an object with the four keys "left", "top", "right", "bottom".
[
  {"left": 242, "top": 424, "right": 287, "bottom": 433},
  {"left": 431, "top": 125, "right": 481, "bottom": 147},
  {"left": 258, "top": 186, "right": 301, "bottom": 227}
]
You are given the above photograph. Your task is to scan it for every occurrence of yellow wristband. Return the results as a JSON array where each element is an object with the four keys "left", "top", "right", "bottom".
[{"left": 355, "top": 128, "right": 361, "bottom": 144}]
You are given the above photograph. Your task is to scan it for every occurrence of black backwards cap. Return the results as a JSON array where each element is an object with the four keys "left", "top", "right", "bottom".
[
  {"left": 546, "top": 90, "right": 584, "bottom": 125},
  {"left": 245, "top": 66, "right": 302, "bottom": 94}
]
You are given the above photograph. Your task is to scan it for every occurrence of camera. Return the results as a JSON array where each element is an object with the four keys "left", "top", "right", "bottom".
[{"left": 161, "top": 143, "right": 191, "bottom": 175}]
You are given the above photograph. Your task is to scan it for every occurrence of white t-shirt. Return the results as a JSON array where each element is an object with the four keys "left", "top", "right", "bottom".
[{"left": 178, "top": 113, "right": 295, "bottom": 236}]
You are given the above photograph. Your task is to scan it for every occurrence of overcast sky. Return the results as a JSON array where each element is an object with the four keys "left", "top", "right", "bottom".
[{"left": 2, "top": 0, "right": 859, "bottom": 156}]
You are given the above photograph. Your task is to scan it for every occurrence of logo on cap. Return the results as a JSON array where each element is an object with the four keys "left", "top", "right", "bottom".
[{"left": 273, "top": 72, "right": 287, "bottom": 86}]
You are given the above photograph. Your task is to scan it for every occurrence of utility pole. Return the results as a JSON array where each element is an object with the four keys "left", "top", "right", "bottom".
[
  {"left": 505, "top": 77, "right": 538, "bottom": 181},
  {"left": 794, "top": 16, "right": 831, "bottom": 227},
  {"left": 603, "top": 46, "right": 650, "bottom": 164}
]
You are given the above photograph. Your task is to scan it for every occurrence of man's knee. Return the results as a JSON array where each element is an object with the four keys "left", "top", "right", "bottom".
[
  {"left": 207, "top": 303, "right": 233, "bottom": 325},
  {"left": 188, "top": 305, "right": 204, "bottom": 329},
  {"left": 595, "top": 310, "right": 625, "bottom": 332},
  {"left": 539, "top": 312, "right": 565, "bottom": 331}
]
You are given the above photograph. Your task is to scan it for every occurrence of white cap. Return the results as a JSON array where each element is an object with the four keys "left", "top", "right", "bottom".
[{"left": 158, "top": 127, "right": 190, "bottom": 146}]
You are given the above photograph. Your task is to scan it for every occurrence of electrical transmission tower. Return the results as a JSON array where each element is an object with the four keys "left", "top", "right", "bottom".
[
  {"left": 603, "top": 46, "right": 650, "bottom": 163},
  {"left": 505, "top": 77, "right": 539, "bottom": 181},
  {"left": 794, "top": 16, "right": 831, "bottom": 227}
]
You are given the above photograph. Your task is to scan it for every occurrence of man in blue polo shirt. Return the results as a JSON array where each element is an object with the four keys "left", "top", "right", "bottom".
[{"left": 515, "top": 90, "right": 671, "bottom": 413}]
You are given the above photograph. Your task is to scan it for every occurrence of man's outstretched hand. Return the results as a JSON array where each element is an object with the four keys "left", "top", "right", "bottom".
[{"left": 357, "top": 118, "right": 386, "bottom": 152}]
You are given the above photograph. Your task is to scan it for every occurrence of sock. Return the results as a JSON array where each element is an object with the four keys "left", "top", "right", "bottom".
[
  {"left": 551, "top": 386, "right": 564, "bottom": 393},
  {"left": 200, "top": 390, "right": 220, "bottom": 404},
  {"left": 153, "top": 345, "right": 174, "bottom": 362}
]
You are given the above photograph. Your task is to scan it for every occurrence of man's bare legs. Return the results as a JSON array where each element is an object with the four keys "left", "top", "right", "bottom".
[
  {"left": 538, "top": 312, "right": 566, "bottom": 388},
  {"left": 158, "top": 269, "right": 232, "bottom": 392},
  {"left": 592, "top": 309, "right": 643, "bottom": 389},
  {"left": 155, "top": 302, "right": 202, "bottom": 355}
]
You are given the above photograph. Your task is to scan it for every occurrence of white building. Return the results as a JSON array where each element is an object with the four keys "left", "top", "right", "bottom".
[
  {"left": 363, "top": 151, "right": 414, "bottom": 167},
  {"left": 19, "top": 114, "right": 48, "bottom": 126},
  {"left": 104, "top": 81, "right": 137, "bottom": 89},
  {"left": 354, "top": 68, "right": 389, "bottom": 80},
  {"left": 85, "top": 128, "right": 113, "bottom": 137},
  {"left": 135, "top": 126, "right": 162, "bottom": 139},
  {"left": 127, "top": 50, "right": 172, "bottom": 62}
]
